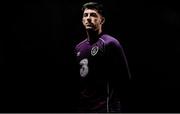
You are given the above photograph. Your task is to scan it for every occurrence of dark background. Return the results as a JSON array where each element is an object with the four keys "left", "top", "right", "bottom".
[{"left": 2, "top": 0, "right": 180, "bottom": 112}]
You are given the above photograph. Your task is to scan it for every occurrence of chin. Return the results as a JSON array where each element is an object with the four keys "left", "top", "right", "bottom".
[
  {"left": 86, "top": 26, "right": 92, "bottom": 29},
  {"left": 86, "top": 27, "right": 95, "bottom": 31}
]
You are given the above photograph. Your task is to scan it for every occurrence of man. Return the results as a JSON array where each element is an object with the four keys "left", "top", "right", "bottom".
[{"left": 74, "top": 2, "right": 131, "bottom": 112}]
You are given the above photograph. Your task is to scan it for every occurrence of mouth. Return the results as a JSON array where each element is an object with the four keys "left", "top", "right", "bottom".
[
  {"left": 86, "top": 24, "right": 94, "bottom": 28},
  {"left": 86, "top": 25, "right": 92, "bottom": 28}
]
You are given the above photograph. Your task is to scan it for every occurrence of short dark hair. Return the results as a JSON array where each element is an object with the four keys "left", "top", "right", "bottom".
[{"left": 81, "top": 2, "right": 104, "bottom": 17}]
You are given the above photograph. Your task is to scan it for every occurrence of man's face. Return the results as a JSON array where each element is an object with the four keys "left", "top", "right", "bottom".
[{"left": 82, "top": 8, "right": 104, "bottom": 31}]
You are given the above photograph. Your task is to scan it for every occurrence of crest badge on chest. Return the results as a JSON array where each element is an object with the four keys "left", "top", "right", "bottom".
[{"left": 91, "top": 46, "right": 99, "bottom": 56}]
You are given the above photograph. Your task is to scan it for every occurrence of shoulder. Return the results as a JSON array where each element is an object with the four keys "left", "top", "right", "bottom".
[
  {"left": 75, "top": 39, "right": 88, "bottom": 50},
  {"left": 100, "top": 34, "right": 122, "bottom": 49}
]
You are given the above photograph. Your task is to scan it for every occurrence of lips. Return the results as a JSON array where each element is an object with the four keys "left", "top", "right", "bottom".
[
  {"left": 86, "top": 23, "right": 94, "bottom": 28},
  {"left": 87, "top": 26, "right": 92, "bottom": 28},
  {"left": 86, "top": 24, "right": 92, "bottom": 27}
]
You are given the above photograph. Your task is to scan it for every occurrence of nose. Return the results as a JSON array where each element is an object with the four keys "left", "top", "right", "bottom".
[
  {"left": 87, "top": 18, "right": 92, "bottom": 24},
  {"left": 87, "top": 18, "right": 91, "bottom": 23},
  {"left": 86, "top": 14, "right": 91, "bottom": 22}
]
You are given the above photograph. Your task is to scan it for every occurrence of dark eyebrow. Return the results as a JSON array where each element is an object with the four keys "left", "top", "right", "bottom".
[{"left": 83, "top": 12, "right": 98, "bottom": 17}]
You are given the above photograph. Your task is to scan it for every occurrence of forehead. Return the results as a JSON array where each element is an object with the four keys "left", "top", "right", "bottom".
[{"left": 83, "top": 8, "right": 99, "bottom": 14}]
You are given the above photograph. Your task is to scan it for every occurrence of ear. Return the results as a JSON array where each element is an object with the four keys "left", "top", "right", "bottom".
[{"left": 101, "top": 16, "right": 105, "bottom": 24}]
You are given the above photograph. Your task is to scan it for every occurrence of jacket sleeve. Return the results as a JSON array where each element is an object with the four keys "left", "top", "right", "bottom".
[{"left": 106, "top": 41, "right": 131, "bottom": 112}]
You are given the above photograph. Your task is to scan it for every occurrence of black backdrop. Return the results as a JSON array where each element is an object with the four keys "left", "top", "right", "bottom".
[{"left": 2, "top": 0, "right": 180, "bottom": 112}]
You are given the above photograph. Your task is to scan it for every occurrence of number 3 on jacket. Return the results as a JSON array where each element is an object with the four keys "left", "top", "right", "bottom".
[{"left": 79, "top": 58, "right": 89, "bottom": 77}]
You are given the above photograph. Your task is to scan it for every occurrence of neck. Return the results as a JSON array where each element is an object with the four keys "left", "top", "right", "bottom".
[{"left": 86, "top": 29, "right": 102, "bottom": 44}]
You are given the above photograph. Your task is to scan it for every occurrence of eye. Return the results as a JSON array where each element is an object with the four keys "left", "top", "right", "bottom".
[
  {"left": 90, "top": 13, "right": 97, "bottom": 17},
  {"left": 83, "top": 13, "right": 88, "bottom": 17}
]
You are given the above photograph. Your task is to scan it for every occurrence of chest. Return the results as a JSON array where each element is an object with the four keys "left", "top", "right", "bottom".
[{"left": 76, "top": 41, "right": 108, "bottom": 80}]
